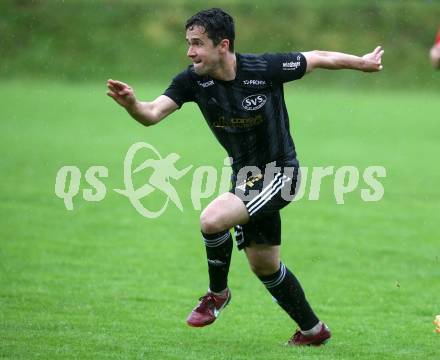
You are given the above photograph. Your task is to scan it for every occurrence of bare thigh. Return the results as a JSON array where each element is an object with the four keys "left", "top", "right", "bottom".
[{"left": 200, "top": 192, "right": 249, "bottom": 234}]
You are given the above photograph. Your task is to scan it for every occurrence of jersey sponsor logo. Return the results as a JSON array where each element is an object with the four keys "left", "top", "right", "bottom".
[
  {"left": 282, "top": 61, "right": 301, "bottom": 70},
  {"left": 197, "top": 80, "right": 214, "bottom": 88},
  {"left": 242, "top": 94, "right": 267, "bottom": 111},
  {"left": 243, "top": 79, "right": 266, "bottom": 86},
  {"left": 213, "top": 114, "right": 264, "bottom": 128}
]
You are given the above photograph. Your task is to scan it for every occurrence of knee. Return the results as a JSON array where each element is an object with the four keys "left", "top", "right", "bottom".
[
  {"left": 200, "top": 210, "right": 226, "bottom": 234},
  {"left": 249, "top": 261, "right": 279, "bottom": 277}
]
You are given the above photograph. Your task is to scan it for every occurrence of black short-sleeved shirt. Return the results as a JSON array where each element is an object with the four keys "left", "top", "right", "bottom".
[{"left": 163, "top": 52, "right": 307, "bottom": 175}]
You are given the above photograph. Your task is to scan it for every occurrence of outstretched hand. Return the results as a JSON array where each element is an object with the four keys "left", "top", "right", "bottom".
[
  {"left": 107, "top": 79, "right": 137, "bottom": 109},
  {"left": 361, "top": 46, "right": 384, "bottom": 72}
]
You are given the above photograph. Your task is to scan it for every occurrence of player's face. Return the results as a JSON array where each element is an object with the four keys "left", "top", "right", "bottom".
[{"left": 186, "top": 25, "right": 221, "bottom": 76}]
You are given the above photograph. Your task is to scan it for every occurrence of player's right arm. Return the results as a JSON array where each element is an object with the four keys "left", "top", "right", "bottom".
[{"left": 107, "top": 79, "right": 178, "bottom": 126}]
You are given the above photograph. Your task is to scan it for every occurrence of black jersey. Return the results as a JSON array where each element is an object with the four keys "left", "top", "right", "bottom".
[{"left": 163, "top": 52, "right": 307, "bottom": 175}]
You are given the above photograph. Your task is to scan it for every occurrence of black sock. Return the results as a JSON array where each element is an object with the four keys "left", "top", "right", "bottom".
[
  {"left": 258, "top": 262, "right": 319, "bottom": 331},
  {"left": 202, "top": 230, "right": 233, "bottom": 293}
]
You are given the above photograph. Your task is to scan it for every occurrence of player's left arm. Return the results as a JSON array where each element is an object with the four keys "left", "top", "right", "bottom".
[
  {"left": 303, "top": 46, "right": 384, "bottom": 73},
  {"left": 430, "top": 44, "right": 440, "bottom": 69}
]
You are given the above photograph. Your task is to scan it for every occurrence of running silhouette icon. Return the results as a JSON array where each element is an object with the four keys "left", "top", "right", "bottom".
[{"left": 114, "top": 142, "right": 192, "bottom": 218}]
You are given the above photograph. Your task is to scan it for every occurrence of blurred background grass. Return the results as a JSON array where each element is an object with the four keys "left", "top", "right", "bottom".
[{"left": 1, "top": 0, "right": 439, "bottom": 88}]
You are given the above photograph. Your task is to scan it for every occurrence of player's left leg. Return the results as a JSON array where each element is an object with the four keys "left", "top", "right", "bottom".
[
  {"left": 244, "top": 243, "right": 320, "bottom": 328},
  {"left": 244, "top": 239, "right": 331, "bottom": 346},
  {"left": 225, "top": 165, "right": 330, "bottom": 344}
]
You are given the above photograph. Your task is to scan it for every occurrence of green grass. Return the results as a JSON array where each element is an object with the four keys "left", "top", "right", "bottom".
[{"left": 1, "top": 80, "right": 439, "bottom": 359}]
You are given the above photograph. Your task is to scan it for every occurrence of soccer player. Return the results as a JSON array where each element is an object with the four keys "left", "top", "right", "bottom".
[
  {"left": 430, "top": 27, "right": 440, "bottom": 69},
  {"left": 107, "top": 8, "right": 383, "bottom": 346}
]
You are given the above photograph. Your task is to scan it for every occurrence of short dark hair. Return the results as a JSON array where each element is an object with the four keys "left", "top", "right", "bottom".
[{"left": 185, "top": 8, "right": 235, "bottom": 52}]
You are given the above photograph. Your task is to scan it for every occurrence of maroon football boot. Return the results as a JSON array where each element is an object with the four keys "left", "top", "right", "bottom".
[
  {"left": 186, "top": 290, "right": 231, "bottom": 327},
  {"left": 288, "top": 323, "right": 331, "bottom": 346}
]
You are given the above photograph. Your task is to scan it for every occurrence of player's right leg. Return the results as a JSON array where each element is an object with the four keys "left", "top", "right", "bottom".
[{"left": 186, "top": 192, "right": 249, "bottom": 327}]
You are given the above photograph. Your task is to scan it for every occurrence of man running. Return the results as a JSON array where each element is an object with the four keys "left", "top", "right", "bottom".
[{"left": 107, "top": 8, "right": 383, "bottom": 346}]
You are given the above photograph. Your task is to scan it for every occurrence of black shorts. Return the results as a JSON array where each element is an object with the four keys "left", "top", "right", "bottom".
[{"left": 230, "top": 166, "right": 299, "bottom": 250}]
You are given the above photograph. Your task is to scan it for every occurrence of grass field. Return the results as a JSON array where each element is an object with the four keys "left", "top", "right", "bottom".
[{"left": 1, "top": 80, "right": 439, "bottom": 359}]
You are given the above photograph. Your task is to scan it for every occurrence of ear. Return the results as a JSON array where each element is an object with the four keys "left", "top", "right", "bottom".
[{"left": 219, "top": 39, "right": 230, "bottom": 53}]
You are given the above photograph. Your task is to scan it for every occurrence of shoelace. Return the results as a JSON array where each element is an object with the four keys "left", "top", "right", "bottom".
[
  {"left": 292, "top": 330, "right": 302, "bottom": 342},
  {"left": 195, "top": 294, "right": 216, "bottom": 313}
]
